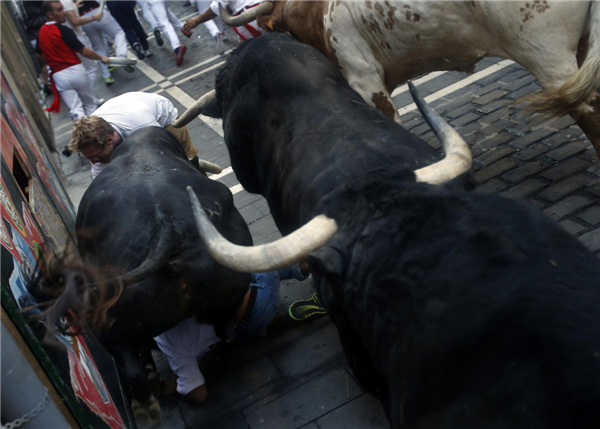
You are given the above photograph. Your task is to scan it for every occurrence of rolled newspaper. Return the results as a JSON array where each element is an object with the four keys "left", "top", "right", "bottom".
[{"left": 107, "top": 57, "right": 137, "bottom": 66}]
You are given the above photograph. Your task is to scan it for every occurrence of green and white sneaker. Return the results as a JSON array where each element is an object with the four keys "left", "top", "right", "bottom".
[{"left": 289, "top": 293, "right": 327, "bottom": 321}]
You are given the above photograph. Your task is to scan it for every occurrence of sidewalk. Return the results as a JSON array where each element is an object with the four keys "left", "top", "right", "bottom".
[{"left": 46, "top": 3, "right": 598, "bottom": 428}]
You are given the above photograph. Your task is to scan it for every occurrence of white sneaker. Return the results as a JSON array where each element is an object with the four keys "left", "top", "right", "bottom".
[
  {"left": 145, "top": 49, "right": 154, "bottom": 57},
  {"left": 215, "top": 33, "right": 225, "bottom": 55},
  {"left": 96, "top": 98, "right": 105, "bottom": 106}
]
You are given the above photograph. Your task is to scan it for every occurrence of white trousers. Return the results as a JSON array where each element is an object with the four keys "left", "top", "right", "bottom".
[
  {"left": 52, "top": 64, "right": 96, "bottom": 121},
  {"left": 74, "top": 32, "right": 99, "bottom": 102},
  {"left": 81, "top": 8, "right": 127, "bottom": 78},
  {"left": 194, "top": 0, "right": 223, "bottom": 38},
  {"left": 137, "top": 0, "right": 159, "bottom": 32},
  {"left": 148, "top": 0, "right": 182, "bottom": 51}
]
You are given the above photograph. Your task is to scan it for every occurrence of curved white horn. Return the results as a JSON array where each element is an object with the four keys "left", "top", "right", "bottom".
[
  {"left": 197, "top": 159, "right": 222, "bottom": 175},
  {"left": 172, "top": 90, "right": 216, "bottom": 128},
  {"left": 188, "top": 187, "right": 337, "bottom": 273},
  {"left": 219, "top": 2, "right": 274, "bottom": 27},
  {"left": 409, "top": 81, "right": 472, "bottom": 184}
]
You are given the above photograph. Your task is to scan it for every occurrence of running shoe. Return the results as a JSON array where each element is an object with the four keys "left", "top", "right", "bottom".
[
  {"left": 175, "top": 45, "right": 187, "bottom": 66},
  {"left": 108, "top": 65, "right": 117, "bottom": 72},
  {"left": 145, "top": 49, "right": 154, "bottom": 57},
  {"left": 123, "top": 65, "right": 135, "bottom": 73},
  {"left": 288, "top": 293, "right": 327, "bottom": 321},
  {"left": 104, "top": 77, "right": 115, "bottom": 85},
  {"left": 182, "top": 28, "right": 193, "bottom": 38},
  {"left": 133, "top": 43, "right": 145, "bottom": 60},
  {"left": 154, "top": 28, "right": 164, "bottom": 46},
  {"left": 215, "top": 33, "right": 225, "bottom": 55}
]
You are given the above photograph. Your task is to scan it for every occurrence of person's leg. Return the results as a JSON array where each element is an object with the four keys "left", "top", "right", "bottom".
[
  {"left": 150, "top": 1, "right": 180, "bottom": 50},
  {"left": 277, "top": 264, "right": 309, "bottom": 282},
  {"left": 100, "top": 10, "right": 129, "bottom": 58},
  {"left": 52, "top": 67, "right": 85, "bottom": 121},
  {"left": 75, "top": 33, "right": 100, "bottom": 102},
  {"left": 125, "top": 4, "right": 150, "bottom": 50},
  {"left": 71, "top": 65, "right": 97, "bottom": 116},
  {"left": 165, "top": 125, "right": 198, "bottom": 159},
  {"left": 235, "top": 272, "right": 281, "bottom": 341},
  {"left": 82, "top": 21, "right": 112, "bottom": 79},
  {"left": 165, "top": 6, "right": 184, "bottom": 31}
]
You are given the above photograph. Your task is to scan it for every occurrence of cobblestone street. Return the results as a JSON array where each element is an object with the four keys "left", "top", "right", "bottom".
[{"left": 45, "top": 2, "right": 600, "bottom": 428}]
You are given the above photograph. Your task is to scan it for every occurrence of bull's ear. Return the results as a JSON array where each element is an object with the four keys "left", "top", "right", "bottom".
[{"left": 202, "top": 99, "right": 222, "bottom": 119}]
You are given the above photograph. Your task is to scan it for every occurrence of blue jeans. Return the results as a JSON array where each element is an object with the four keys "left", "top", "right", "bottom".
[{"left": 235, "top": 265, "right": 306, "bottom": 341}]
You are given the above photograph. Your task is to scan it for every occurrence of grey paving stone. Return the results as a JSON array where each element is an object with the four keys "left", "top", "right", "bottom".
[
  {"left": 220, "top": 172, "right": 240, "bottom": 188},
  {"left": 411, "top": 122, "right": 432, "bottom": 136},
  {"left": 439, "top": 93, "right": 478, "bottom": 112},
  {"left": 544, "top": 128, "right": 584, "bottom": 147},
  {"left": 502, "top": 162, "right": 549, "bottom": 184},
  {"left": 560, "top": 220, "right": 587, "bottom": 236},
  {"left": 546, "top": 115, "right": 576, "bottom": 130},
  {"left": 299, "top": 424, "right": 319, "bottom": 429},
  {"left": 480, "top": 120, "right": 514, "bottom": 136},
  {"left": 278, "top": 277, "right": 318, "bottom": 313},
  {"left": 577, "top": 204, "right": 600, "bottom": 226},
  {"left": 587, "top": 181, "right": 600, "bottom": 198},
  {"left": 546, "top": 141, "right": 590, "bottom": 161},
  {"left": 475, "top": 99, "right": 512, "bottom": 115},
  {"left": 473, "top": 89, "right": 508, "bottom": 105},
  {"left": 475, "top": 178, "right": 509, "bottom": 194},
  {"left": 475, "top": 146, "right": 516, "bottom": 167},
  {"left": 456, "top": 121, "right": 483, "bottom": 136},
  {"left": 579, "top": 228, "right": 600, "bottom": 251},
  {"left": 500, "top": 74, "right": 537, "bottom": 92},
  {"left": 505, "top": 82, "right": 541, "bottom": 100},
  {"left": 402, "top": 118, "right": 424, "bottom": 131},
  {"left": 450, "top": 112, "right": 481, "bottom": 127},
  {"left": 198, "top": 412, "right": 250, "bottom": 429},
  {"left": 507, "top": 122, "right": 532, "bottom": 137},
  {"left": 498, "top": 69, "right": 531, "bottom": 85},
  {"left": 253, "top": 198, "right": 271, "bottom": 216},
  {"left": 500, "top": 178, "right": 548, "bottom": 199},
  {"left": 538, "top": 175, "right": 596, "bottom": 202},
  {"left": 473, "top": 82, "right": 504, "bottom": 97},
  {"left": 513, "top": 143, "right": 550, "bottom": 161},
  {"left": 317, "top": 394, "right": 390, "bottom": 429},
  {"left": 180, "top": 356, "right": 283, "bottom": 428},
  {"left": 543, "top": 196, "right": 595, "bottom": 220},
  {"left": 511, "top": 128, "right": 556, "bottom": 147},
  {"left": 270, "top": 323, "right": 344, "bottom": 380},
  {"left": 245, "top": 368, "right": 362, "bottom": 429},
  {"left": 476, "top": 132, "right": 513, "bottom": 150},
  {"left": 240, "top": 204, "right": 266, "bottom": 224},
  {"left": 249, "top": 215, "right": 282, "bottom": 245},
  {"left": 446, "top": 104, "right": 474, "bottom": 120},
  {"left": 479, "top": 107, "right": 514, "bottom": 125},
  {"left": 580, "top": 147, "right": 600, "bottom": 163},
  {"left": 475, "top": 66, "right": 515, "bottom": 86},
  {"left": 473, "top": 158, "right": 518, "bottom": 184},
  {"left": 539, "top": 158, "right": 593, "bottom": 182},
  {"left": 234, "top": 190, "right": 265, "bottom": 210}
]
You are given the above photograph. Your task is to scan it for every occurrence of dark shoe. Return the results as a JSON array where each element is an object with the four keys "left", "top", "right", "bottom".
[
  {"left": 133, "top": 43, "right": 145, "bottom": 60},
  {"left": 154, "top": 28, "right": 164, "bottom": 46},
  {"left": 182, "top": 28, "right": 193, "bottom": 38},
  {"left": 123, "top": 65, "right": 135, "bottom": 73},
  {"left": 175, "top": 45, "right": 187, "bottom": 66},
  {"left": 288, "top": 293, "right": 327, "bottom": 321}
]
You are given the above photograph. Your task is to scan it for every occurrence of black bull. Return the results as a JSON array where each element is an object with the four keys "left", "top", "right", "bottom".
[
  {"left": 29, "top": 127, "right": 252, "bottom": 424},
  {"left": 181, "top": 34, "right": 600, "bottom": 428}
]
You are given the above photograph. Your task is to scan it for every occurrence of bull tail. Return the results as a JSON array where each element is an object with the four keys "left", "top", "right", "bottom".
[
  {"left": 28, "top": 216, "right": 174, "bottom": 335},
  {"left": 519, "top": 1, "right": 600, "bottom": 117}
]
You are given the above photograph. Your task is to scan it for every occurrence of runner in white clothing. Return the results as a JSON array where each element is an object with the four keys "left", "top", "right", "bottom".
[
  {"left": 78, "top": 1, "right": 132, "bottom": 84},
  {"left": 147, "top": 0, "right": 193, "bottom": 66},
  {"left": 67, "top": 92, "right": 199, "bottom": 178},
  {"left": 184, "top": 0, "right": 264, "bottom": 43},
  {"left": 192, "top": 0, "right": 225, "bottom": 55},
  {"left": 59, "top": 0, "right": 104, "bottom": 99}
]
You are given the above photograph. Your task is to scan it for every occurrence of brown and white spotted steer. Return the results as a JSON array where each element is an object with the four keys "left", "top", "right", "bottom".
[{"left": 222, "top": 0, "right": 600, "bottom": 157}]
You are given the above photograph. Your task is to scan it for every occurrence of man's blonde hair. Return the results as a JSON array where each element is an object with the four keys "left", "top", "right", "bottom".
[{"left": 68, "top": 116, "right": 113, "bottom": 153}]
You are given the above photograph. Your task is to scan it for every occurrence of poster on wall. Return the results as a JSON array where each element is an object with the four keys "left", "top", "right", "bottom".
[{"left": 1, "top": 71, "right": 133, "bottom": 428}]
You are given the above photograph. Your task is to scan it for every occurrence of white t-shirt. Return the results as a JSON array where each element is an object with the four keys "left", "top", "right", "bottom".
[
  {"left": 154, "top": 318, "right": 221, "bottom": 395},
  {"left": 60, "top": 0, "right": 86, "bottom": 37},
  {"left": 90, "top": 92, "right": 179, "bottom": 178},
  {"left": 209, "top": 0, "right": 262, "bottom": 16}
]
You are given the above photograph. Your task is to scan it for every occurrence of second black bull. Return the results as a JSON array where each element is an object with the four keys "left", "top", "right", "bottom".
[
  {"left": 29, "top": 127, "right": 253, "bottom": 424},
  {"left": 177, "top": 34, "right": 600, "bottom": 428}
]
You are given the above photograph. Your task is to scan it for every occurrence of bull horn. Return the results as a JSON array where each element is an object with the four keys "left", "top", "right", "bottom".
[
  {"left": 197, "top": 159, "right": 223, "bottom": 174},
  {"left": 188, "top": 187, "right": 337, "bottom": 273},
  {"left": 172, "top": 90, "right": 216, "bottom": 128},
  {"left": 408, "top": 81, "right": 472, "bottom": 184},
  {"left": 219, "top": 2, "right": 274, "bottom": 27}
]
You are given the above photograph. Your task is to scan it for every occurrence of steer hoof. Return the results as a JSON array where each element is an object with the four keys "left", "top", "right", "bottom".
[{"left": 132, "top": 395, "right": 161, "bottom": 427}]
